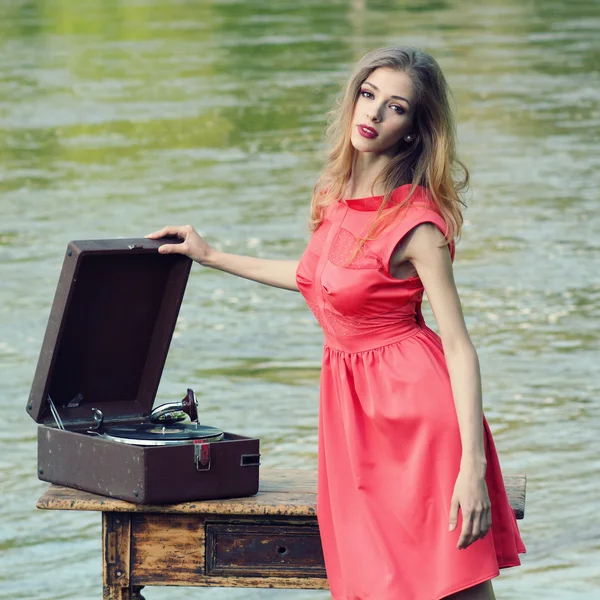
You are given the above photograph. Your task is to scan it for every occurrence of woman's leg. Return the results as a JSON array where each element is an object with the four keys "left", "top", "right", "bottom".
[{"left": 443, "top": 580, "right": 496, "bottom": 600}]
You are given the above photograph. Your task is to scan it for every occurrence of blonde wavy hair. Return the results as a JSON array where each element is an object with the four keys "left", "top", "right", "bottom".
[{"left": 310, "top": 46, "right": 468, "bottom": 244}]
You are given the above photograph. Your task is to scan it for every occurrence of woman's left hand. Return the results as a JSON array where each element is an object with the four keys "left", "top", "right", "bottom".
[{"left": 448, "top": 468, "right": 492, "bottom": 550}]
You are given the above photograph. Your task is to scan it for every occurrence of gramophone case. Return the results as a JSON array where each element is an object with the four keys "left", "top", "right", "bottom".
[{"left": 27, "top": 238, "right": 260, "bottom": 504}]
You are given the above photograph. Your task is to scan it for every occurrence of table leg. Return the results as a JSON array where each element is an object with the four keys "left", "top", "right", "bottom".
[
  {"left": 103, "top": 512, "right": 134, "bottom": 600},
  {"left": 103, "top": 587, "right": 132, "bottom": 600},
  {"left": 131, "top": 587, "right": 146, "bottom": 600},
  {"left": 102, "top": 585, "right": 145, "bottom": 600}
]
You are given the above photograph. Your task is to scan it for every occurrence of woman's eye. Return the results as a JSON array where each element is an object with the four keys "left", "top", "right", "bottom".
[
  {"left": 390, "top": 105, "right": 405, "bottom": 114},
  {"left": 360, "top": 89, "right": 374, "bottom": 99}
]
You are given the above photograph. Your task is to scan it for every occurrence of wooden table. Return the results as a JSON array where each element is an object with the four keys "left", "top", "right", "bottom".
[{"left": 37, "top": 469, "right": 526, "bottom": 600}]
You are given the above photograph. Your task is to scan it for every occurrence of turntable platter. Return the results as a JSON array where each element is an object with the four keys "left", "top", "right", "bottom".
[{"left": 104, "top": 423, "right": 224, "bottom": 446}]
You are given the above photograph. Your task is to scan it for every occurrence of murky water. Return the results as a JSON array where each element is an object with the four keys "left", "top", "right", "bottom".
[{"left": 1, "top": 0, "right": 599, "bottom": 598}]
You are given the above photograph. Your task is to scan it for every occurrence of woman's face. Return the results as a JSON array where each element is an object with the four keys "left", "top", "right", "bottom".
[{"left": 350, "top": 67, "right": 415, "bottom": 156}]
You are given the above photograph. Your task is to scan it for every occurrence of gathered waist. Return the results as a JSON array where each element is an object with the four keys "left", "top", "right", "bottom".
[{"left": 323, "top": 321, "right": 423, "bottom": 354}]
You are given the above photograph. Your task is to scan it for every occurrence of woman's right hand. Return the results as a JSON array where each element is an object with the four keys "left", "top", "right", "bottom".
[
  {"left": 145, "top": 225, "right": 214, "bottom": 264},
  {"left": 147, "top": 225, "right": 300, "bottom": 291}
]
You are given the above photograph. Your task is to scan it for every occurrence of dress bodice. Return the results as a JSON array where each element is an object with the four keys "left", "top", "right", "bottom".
[{"left": 296, "top": 185, "right": 452, "bottom": 352}]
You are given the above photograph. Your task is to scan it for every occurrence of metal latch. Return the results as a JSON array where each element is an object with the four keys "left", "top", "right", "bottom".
[{"left": 194, "top": 441, "right": 211, "bottom": 471}]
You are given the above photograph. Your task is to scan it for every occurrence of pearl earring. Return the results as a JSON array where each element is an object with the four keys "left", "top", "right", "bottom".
[{"left": 404, "top": 134, "right": 413, "bottom": 142}]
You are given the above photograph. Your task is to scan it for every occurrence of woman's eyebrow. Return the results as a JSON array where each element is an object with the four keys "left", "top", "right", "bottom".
[{"left": 363, "top": 81, "right": 411, "bottom": 106}]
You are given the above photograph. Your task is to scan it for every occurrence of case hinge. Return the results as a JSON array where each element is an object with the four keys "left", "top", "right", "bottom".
[{"left": 47, "top": 395, "right": 65, "bottom": 430}]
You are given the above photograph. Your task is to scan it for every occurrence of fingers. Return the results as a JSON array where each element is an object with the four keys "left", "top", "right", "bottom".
[
  {"left": 456, "top": 505, "right": 492, "bottom": 550},
  {"left": 450, "top": 476, "right": 492, "bottom": 550},
  {"left": 469, "top": 512, "right": 481, "bottom": 546},
  {"left": 145, "top": 225, "right": 189, "bottom": 240},
  {"left": 145, "top": 225, "right": 193, "bottom": 255},
  {"left": 457, "top": 510, "right": 473, "bottom": 550},
  {"left": 145, "top": 225, "right": 207, "bottom": 262},
  {"left": 448, "top": 498, "right": 459, "bottom": 532},
  {"left": 482, "top": 506, "right": 492, "bottom": 539},
  {"left": 158, "top": 243, "right": 185, "bottom": 255}
]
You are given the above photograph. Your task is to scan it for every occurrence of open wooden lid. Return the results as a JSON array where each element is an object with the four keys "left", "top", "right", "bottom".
[{"left": 27, "top": 238, "right": 192, "bottom": 426}]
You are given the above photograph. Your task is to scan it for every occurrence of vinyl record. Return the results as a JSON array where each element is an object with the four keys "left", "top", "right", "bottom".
[{"left": 104, "top": 423, "right": 224, "bottom": 446}]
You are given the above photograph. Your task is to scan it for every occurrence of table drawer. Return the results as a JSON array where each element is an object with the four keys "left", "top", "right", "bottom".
[{"left": 205, "top": 519, "right": 327, "bottom": 578}]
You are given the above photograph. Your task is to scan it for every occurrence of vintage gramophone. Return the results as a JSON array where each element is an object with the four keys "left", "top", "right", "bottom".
[{"left": 27, "top": 238, "right": 260, "bottom": 504}]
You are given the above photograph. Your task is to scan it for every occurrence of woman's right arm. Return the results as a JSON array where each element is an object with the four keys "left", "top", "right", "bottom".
[{"left": 146, "top": 225, "right": 300, "bottom": 292}]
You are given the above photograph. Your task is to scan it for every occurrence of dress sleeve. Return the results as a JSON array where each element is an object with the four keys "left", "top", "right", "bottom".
[{"left": 380, "top": 201, "right": 455, "bottom": 275}]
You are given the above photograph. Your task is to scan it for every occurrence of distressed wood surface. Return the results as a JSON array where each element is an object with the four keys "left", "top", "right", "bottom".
[
  {"left": 37, "top": 469, "right": 526, "bottom": 519},
  {"left": 505, "top": 474, "right": 527, "bottom": 519},
  {"left": 128, "top": 513, "right": 328, "bottom": 588},
  {"left": 204, "top": 518, "right": 326, "bottom": 578},
  {"left": 130, "top": 512, "right": 205, "bottom": 585},
  {"left": 102, "top": 513, "right": 132, "bottom": 599}
]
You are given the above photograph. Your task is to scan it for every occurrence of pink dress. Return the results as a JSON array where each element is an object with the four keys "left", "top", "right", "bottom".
[{"left": 296, "top": 184, "right": 525, "bottom": 600}]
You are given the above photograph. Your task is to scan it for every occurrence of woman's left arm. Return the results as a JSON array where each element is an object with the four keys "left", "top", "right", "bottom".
[{"left": 403, "top": 223, "right": 492, "bottom": 551}]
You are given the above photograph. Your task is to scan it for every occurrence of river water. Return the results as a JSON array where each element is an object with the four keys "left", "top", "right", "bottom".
[{"left": 1, "top": 0, "right": 599, "bottom": 598}]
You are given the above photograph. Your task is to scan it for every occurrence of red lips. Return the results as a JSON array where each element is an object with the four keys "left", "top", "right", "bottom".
[{"left": 357, "top": 124, "right": 378, "bottom": 139}]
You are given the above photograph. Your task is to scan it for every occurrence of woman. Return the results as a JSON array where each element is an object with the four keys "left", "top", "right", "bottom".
[{"left": 147, "top": 46, "right": 525, "bottom": 600}]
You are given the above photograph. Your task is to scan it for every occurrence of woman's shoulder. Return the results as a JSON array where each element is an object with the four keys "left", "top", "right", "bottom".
[
  {"left": 389, "top": 183, "right": 437, "bottom": 210},
  {"left": 385, "top": 184, "right": 449, "bottom": 239}
]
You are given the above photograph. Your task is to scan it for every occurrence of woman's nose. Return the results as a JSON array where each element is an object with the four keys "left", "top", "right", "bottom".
[{"left": 367, "top": 110, "right": 381, "bottom": 123}]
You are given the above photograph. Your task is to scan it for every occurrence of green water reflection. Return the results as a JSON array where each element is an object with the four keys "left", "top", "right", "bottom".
[{"left": 1, "top": 0, "right": 599, "bottom": 599}]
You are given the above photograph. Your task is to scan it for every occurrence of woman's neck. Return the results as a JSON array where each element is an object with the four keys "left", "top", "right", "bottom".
[{"left": 346, "top": 151, "right": 392, "bottom": 198}]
